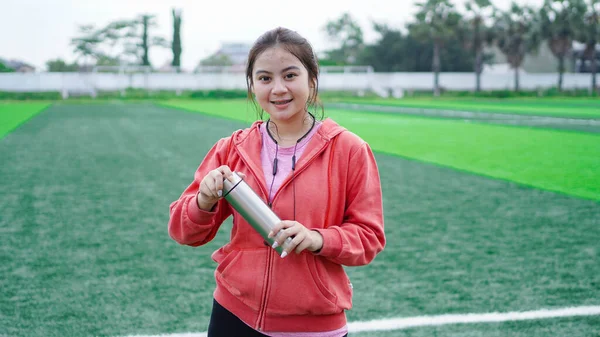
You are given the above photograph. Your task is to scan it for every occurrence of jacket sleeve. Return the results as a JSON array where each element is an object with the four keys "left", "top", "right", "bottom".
[
  {"left": 168, "top": 137, "right": 233, "bottom": 247},
  {"left": 314, "top": 142, "right": 386, "bottom": 266}
]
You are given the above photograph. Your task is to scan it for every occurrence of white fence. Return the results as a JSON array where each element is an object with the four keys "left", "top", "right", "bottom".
[{"left": 0, "top": 72, "right": 596, "bottom": 96}]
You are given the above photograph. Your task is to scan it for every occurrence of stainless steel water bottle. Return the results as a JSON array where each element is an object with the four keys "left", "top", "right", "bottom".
[{"left": 222, "top": 172, "right": 293, "bottom": 256}]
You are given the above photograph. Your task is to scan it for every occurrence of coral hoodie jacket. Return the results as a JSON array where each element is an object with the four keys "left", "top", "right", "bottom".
[{"left": 168, "top": 118, "right": 385, "bottom": 333}]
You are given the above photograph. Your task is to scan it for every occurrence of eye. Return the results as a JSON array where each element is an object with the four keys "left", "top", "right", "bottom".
[
  {"left": 258, "top": 76, "right": 271, "bottom": 82},
  {"left": 285, "top": 73, "right": 297, "bottom": 79}
]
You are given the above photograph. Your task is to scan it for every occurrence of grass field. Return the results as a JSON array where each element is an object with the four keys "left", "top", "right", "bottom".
[{"left": 1, "top": 99, "right": 599, "bottom": 337}]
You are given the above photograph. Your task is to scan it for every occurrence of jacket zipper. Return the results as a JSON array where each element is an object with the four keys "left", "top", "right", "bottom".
[
  {"left": 232, "top": 137, "right": 333, "bottom": 331},
  {"left": 255, "top": 143, "right": 330, "bottom": 330},
  {"left": 256, "top": 247, "right": 273, "bottom": 331},
  {"left": 228, "top": 146, "right": 274, "bottom": 331}
]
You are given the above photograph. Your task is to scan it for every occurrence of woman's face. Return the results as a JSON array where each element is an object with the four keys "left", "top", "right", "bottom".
[{"left": 251, "top": 46, "right": 313, "bottom": 123}]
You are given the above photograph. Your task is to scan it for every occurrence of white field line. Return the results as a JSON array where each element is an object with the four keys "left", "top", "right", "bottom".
[
  {"left": 123, "top": 305, "right": 600, "bottom": 337},
  {"left": 348, "top": 305, "right": 600, "bottom": 332}
]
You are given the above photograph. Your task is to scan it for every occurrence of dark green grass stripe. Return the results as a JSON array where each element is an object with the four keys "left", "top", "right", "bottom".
[
  {"left": 0, "top": 103, "right": 239, "bottom": 337},
  {"left": 350, "top": 153, "right": 599, "bottom": 323},
  {"left": 1, "top": 103, "right": 598, "bottom": 337},
  {"left": 0, "top": 102, "right": 52, "bottom": 138},
  {"left": 160, "top": 100, "right": 600, "bottom": 201}
]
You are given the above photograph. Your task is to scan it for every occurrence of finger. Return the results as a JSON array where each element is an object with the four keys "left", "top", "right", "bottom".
[
  {"left": 209, "top": 173, "right": 223, "bottom": 199},
  {"left": 268, "top": 221, "right": 295, "bottom": 238},
  {"left": 274, "top": 226, "right": 302, "bottom": 249},
  {"left": 201, "top": 178, "right": 216, "bottom": 199},
  {"left": 268, "top": 223, "right": 284, "bottom": 239},
  {"left": 237, "top": 172, "right": 246, "bottom": 179},
  {"left": 212, "top": 172, "right": 224, "bottom": 197},
  {"left": 294, "top": 238, "right": 313, "bottom": 255},
  {"left": 287, "top": 230, "right": 306, "bottom": 251},
  {"left": 218, "top": 165, "right": 235, "bottom": 182}
]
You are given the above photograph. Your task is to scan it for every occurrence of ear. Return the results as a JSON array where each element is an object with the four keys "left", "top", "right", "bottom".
[{"left": 309, "top": 78, "right": 317, "bottom": 98}]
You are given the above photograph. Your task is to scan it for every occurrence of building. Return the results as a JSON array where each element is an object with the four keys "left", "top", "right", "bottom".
[
  {"left": 195, "top": 42, "right": 251, "bottom": 73},
  {"left": 0, "top": 58, "right": 36, "bottom": 72}
]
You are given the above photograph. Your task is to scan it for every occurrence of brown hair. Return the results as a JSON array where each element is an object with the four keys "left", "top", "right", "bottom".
[{"left": 246, "top": 27, "right": 324, "bottom": 120}]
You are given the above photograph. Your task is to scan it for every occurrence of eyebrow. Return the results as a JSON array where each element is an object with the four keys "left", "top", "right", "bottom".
[{"left": 255, "top": 66, "right": 301, "bottom": 75}]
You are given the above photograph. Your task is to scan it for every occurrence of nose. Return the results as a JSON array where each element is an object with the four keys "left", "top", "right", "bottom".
[{"left": 272, "top": 78, "right": 288, "bottom": 95}]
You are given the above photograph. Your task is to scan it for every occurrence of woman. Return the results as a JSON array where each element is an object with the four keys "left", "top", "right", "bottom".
[{"left": 168, "top": 27, "right": 385, "bottom": 337}]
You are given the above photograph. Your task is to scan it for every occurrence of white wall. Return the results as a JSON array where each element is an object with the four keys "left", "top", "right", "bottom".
[{"left": 0, "top": 72, "right": 595, "bottom": 94}]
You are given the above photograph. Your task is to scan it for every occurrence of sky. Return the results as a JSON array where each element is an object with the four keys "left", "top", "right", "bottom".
[{"left": 1, "top": 0, "right": 544, "bottom": 72}]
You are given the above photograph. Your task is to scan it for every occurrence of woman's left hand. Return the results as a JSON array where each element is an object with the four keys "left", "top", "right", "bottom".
[{"left": 268, "top": 221, "right": 323, "bottom": 258}]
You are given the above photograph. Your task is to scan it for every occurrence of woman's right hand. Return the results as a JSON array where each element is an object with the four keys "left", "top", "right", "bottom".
[{"left": 197, "top": 165, "right": 243, "bottom": 211}]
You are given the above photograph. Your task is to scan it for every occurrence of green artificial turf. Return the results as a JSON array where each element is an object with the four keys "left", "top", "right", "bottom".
[
  {"left": 0, "top": 102, "right": 51, "bottom": 138},
  {"left": 1, "top": 102, "right": 598, "bottom": 337}
]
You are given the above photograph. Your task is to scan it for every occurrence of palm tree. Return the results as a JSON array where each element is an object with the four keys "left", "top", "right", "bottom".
[
  {"left": 539, "top": 0, "right": 588, "bottom": 91},
  {"left": 411, "top": 0, "right": 463, "bottom": 96},
  {"left": 463, "top": 0, "right": 497, "bottom": 92},
  {"left": 494, "top": 3, "right": 542, "bottom": 91},
  {"left": 579, "top": 0, "right": 600, "bottom": 94}
]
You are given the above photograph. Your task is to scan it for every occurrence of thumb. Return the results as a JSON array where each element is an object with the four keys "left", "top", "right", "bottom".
[{"left": 237, "top": 172, "right": 247, "bottom": 179}]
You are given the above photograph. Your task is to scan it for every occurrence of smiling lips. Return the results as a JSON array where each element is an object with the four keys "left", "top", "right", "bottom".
[{"left": 271, "top": 99, "right": 293, "bottom": 106}]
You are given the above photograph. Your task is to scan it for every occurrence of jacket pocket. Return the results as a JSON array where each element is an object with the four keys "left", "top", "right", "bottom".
[
  {"left": 266, "top": 253, "right": 345, "bottom": 316},
  {"left": 214, "top": 248, "right": 266, "bottom": 311}
]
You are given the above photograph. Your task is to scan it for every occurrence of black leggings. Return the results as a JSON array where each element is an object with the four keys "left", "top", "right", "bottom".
[
  {"left": 207, "top": 299, "right": 268, "bottom": 337},
  {"left": 207, "top": 299, "right": 348, "bottom": 337}
]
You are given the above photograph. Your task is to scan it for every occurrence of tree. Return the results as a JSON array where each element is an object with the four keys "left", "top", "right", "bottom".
[
  {"left": 72, "top": 14, "right": 169, "bottom": 69},
  {"left": 97, "top": 19, "right": 139, "bottom": 65},
  {"left": 171, "top": 8, "right": 183, "bottom": 70},
  {"left": 70, "top": 25, "right": 103, "bottom": 68},
  {"left": 138, "top": 15, "right": 169, "bottom": 67},
  {"left": 322, "top": 12, "right": 364, "bottom": 64},
  {"left": 462, "top": 0, "right": 497, "bottom": 91},
  {"left": 494, "top": 3, "right": 542, "bottom": 91},
  {"left": 360, "top": 22, "right": 474, "bottom": 72},
  {"left": 0, "top": 61, "right": 15, "bottom": 73},
  {"left": 360, "top": 23, "right": 407, "bottom": 71},
  {"left": 95, "top": 55, "right": 121, "bottom": 67},
  {"left": 539, "top": 0, "right": 588, "bottom": 91},
  {"left": 410, "top": 0, "right": 463, "bottom": 96},
  {"left": 46, "top": 58, "right": 79, "bottom": 72},
  {"left": 199, "top": 54, "right": 233, "bottom": 66},
  {"left": 141, "top": 15, "right": 151, "bottom": 66},
  {"left": 577, "top": 0, "right": 600, "bottom": 94}
]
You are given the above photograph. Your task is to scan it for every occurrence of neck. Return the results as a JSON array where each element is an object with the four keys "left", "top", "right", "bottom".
[{"left": 267, "top": 112, "right": 315, "bottom": 146}]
